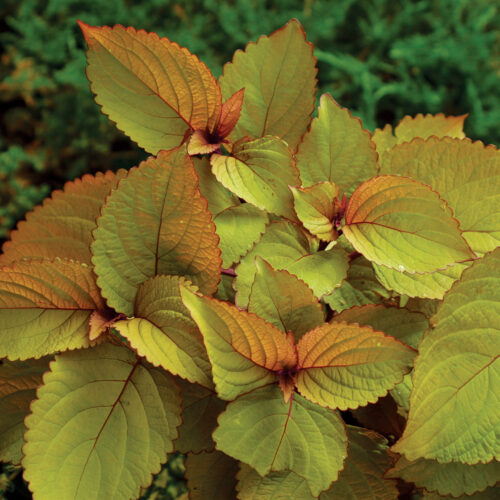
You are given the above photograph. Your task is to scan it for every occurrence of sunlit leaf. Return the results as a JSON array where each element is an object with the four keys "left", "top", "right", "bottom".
[
  {"left": 291, "top": 182, "right": 339, "bottom": 241},
  {"left": 296, "top": 321, "right": 416, "bottom": 410},
  {"left": 320, "top": 426, "right": 398, "bottom": 499},
  {"left": 323, "top": 256, "right": 390, "bottom": 312},
  {"left": 379, "top": 137, "right": 500, "bottom": 255},
  {"left": 219, "top": 19, "right": 316, "bottom": 150},
  {"left": 0, "top": 259, "right": 106, "bottom": 360},
  {"left": 0, "top": 358, "right": 50, "bottom": 464},
  {"left": 0, "top": 170, "right": 126, "bottom": 266},
  {"left": 248, "top": 258, "right": 324, "bottom": 341},
  {"left": 211, "top": 136, "right": 300, "bottom": 220},
  {"left": 181, "top": 288, "right": 296, "bottom": 401},
  {"left": 332, "top": 304, "right": 428, "bottom": 349},
  {"left": 91, "top": 148, "right": 221, "bottom": 316},
  {"left": 23, "top": 343, "right": 182, "bottom": 500},
  {"left": 214, "top": 385, "right": 347, "bottom": 496},
  {"left": 387, "top": 455, "right": 500, "bottom": 498},
  {"left": 173, "top": 379, "right": 225, "bottom": 454},
  {"left": 392, "top": 248, "right": 500, "bottom": 464},
  {"left": 185, "top": 451, "right": 239, "bottom": 500},
  {"left": 372, "top": 124, "right": 397, "bottom": 157},
  {"left": 296, "top": 94, "right": 378, "bottom": 195},
  {"left": 235, "top": 221, "right": 347, "bottom": 307},
  {"left": 80, "top": 22, "right": 222, "bottom": 154},
  {"left": 115, "top": 275, "right": 213, "bottom": 388},
  {"left": 343, "top": 175, "right": 475, "bottom": 273}
]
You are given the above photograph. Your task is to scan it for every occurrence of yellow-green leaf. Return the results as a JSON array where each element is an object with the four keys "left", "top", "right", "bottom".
[
  {"left": 392, "top": 248, "right": 500, "bottom": 464},
  {"left": 343, "top": 175, "right": 475, "bottom": 273},
  {"left": 219, "top": 19, "right": 316, "bottom": 150},
  {"left": 114, "top": 276, "right": 213, "bottom": 388},
  {"left": 181, "top": 288, "right": 296, "bottom": 401},
  {"left": 80, "top": 22, "right": 221, "bottom": 154},
  {"left": 0, "top": 357, "right": 50, "bottom": 464},
  {"left": 91, "top": 148, "right": 221, "bottom": 316},
  {"left": 23, "top": 343, "right": 181, "bottom": 500},
  {"left": 387, "top": 455, "right": 500, "bottom": 498},
  {"left": 185, "top": 450, "right": 239, "bottom": 500},
  {"left": 214, "top": 385, "right": 347, "bottom": 496},
  {"left": 248, "top": 258, "right": 324, "bottom": 341},
  {"left": 296, "top": 94, "right": 378, "bottom": 195},
  {"left": 291, "top": 182, "right": 339, "bottom": 241},
  {"left": 211, "top": 136, "right": 300, "bottom": 220},
  {"left": 0, "top": 259, "right": 105, "bottom": 360},
  {"left": 296, "top": 321, "right": 416, "bottom": 410},
  {"left": 332, "top": 304, "right": 428, "bottom": 349},
  {"left": 0, "top": 170, "right": 127, "bottom": 266}
]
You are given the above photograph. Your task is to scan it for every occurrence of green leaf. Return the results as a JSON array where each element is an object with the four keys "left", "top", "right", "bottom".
[
  {"left": 422, "top": 487, "right": 500, "bottom": 499},
  {"left": 91, "top": 148, "right": 221, "bottom": 316},
  {"left": 219, "top": 19, "right": 316, "bottom": 150},
  {"left": 23, "top": 343, "right": 182, "bottom": 500},
  {"left": 323, "top": 256, "right": 391, "bottom": 312},
  {"left": 379, "top": 137, "right": 500, "bottom": 255},
  {"left": 343, "top": 175, "right": 475, "bottom": 274},
  {"left": 214, "top": 204, "right": 269, "bottom": 268},
  {"left": 213, "top": 385, "right": 347, "bottom": 496},
  {"left": 0, "top": 170, "right": 127, "bottom": 266},
  {"left": 180, "top": 288, "right": 296, "bottom": 401},
  {"left": 332, "top": 304, "right": 428, "bottom": 349},
  {"left": 248, "top": 258, "right": 324, "bottom": 341},
  {"left": 392, "top": 248, "right": 500, "bottom": 464},
  {"left": 390, "top": 373, "right": 413, "bottom": 418},
  {"left": 237, "top": 466, "right": 314, "bottom": 500},
  {"left": 0, "top": 259, "right": 105, "bottom": 360},
  {"left": 215, "top": 274, "right": 236, "bottom": 302},
  {"left": 320, "top": 426, "right": 398, "bottom": 499},
  {"left": 387, "top": 455, "right": 500, "bottom": 497},
  {"left": 114, "top": 276, "right": 213, "bottom": 388},
  {"left": 211, "top": 136, "right": 300, "bottom": 220},
  {"left": 373, "top": 261, "right": 468, "bottom": 300},
  {"left": 173, "top": 379, "right": 225, "bottom": 454},
  {"left": 79, "top": 22, "right": 222, "bottom": 154},
  {"left": 235, "top": 221, "right": 347, "bottom": 307},
  {"left": 296, "top": 94, "right": 378, "bottom": 195},
  {"left": 185, "top": 451, "right": 239, "bottom": 500},
  {"left": 296, "top": 322, "right": 416, "bottom": 410},
  {"left": 291, "top": 182, "right": 339, "bottom": 241},
  {"left": 0, "top": 358, "right": 50, "bottom": 464}
]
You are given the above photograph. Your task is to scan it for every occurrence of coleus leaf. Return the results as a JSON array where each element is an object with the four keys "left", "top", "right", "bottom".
[
  {"left": 248, "top": 258, "right": 325, "bottom": 341},
  {"left": 180, "top": 288, "right": 296, "bottom": 401},
  {"left": 295, "top": 321, "right": 416, "bottom": 411},
  {"left": 211, "top": 136, "right": 300, "bottom": 220},
  {"left": 23, "top": 343, "right": 182, "bottom": 500},
  {"left": 291, "top": 181, "right": 339, "bottom": 241},
  {"left": 219, "top": 19, "right": 316, "bottom": 150},
  {"left": 332, "top": 304, "right": 428, "bottom": 349},
  {"left": 422, "top": 487, "right": 500, "bottom": 499},
  {"left": 387, "top": 455, "right": 500, "bottom": 498},
  {"left": 392, "top": 248, "right": 500, "bottom": 464},
  {"left": 0, "top": 259, "right": 106, "bottom": 360},
  {"left": 91, "top": 147, "right": 221, "bottom": 316},
  {"left": 79, "top": 22, "right": 223, "bottom": 155},
  {"left": 0, "top": 170, "right": 127, "bottom": 266},
  {"left": 295, "top": 94, "right": 378, "bottom": 195},
  {"left": 114, "top": 275, "right": 213, "bottom": 388},
  {"left": 323, "top": 255, "right": 391, "bottom": 313},
  {"left": 185, "top": 450, "right": 239, "bottom": 500},
  {"left": 0, "top": 357, "right": 50, "bottom": 464},
  {"left": 173, "top": 378, "right": 225, "bottom": 454},
  {"left": 343, "top": 175, "right": 475, "bottom": 274},
  {"left": 214, "top": 385, "right": 347, "bottom": 496},
  {"left": 234, "top": 220, "right": 348, "bottom": 307},
  {"left": 372, "top": 113, "right": 467, "bottom": 156}
]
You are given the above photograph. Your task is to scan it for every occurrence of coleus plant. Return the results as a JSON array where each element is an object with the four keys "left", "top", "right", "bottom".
[{"left": 0, "top": 18, "right": 499, "bottom": 500}]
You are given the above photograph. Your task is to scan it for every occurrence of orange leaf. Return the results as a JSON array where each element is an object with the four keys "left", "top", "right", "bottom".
[{"left": 216, "top": 88, "right": 245, "bottom": 139}]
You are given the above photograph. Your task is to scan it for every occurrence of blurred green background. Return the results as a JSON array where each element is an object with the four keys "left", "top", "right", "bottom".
[{"left": 0, "top": 1, "right": 499, "bottom": 496}]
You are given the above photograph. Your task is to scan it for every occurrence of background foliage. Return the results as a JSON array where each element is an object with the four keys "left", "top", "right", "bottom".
[{"left": 0, "top": 1, "right": 498, "bottom": 498}]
